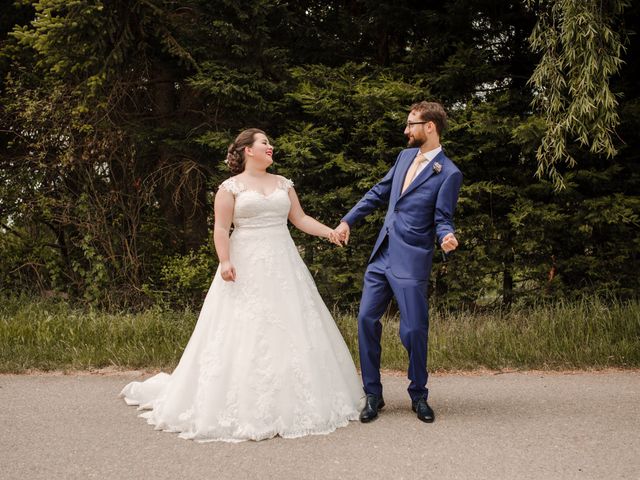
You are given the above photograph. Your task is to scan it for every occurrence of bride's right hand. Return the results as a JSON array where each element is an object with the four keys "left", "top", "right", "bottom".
[{"left": 220, "top": 261, "right": 236, "bottom": 282}]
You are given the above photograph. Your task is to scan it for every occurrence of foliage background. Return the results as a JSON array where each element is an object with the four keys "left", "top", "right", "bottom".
[{"left": 1, "top": 0, "right": 638, "bottom": 310}]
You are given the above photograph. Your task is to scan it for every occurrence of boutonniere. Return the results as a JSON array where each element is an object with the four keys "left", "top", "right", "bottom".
[{"left": 432, "top": 162, "right": 442, "bottom": 174}]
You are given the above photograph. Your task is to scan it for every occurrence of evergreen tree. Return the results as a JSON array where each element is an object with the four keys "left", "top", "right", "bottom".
[{"left": 1, "top": 0, "right": 637, "bottom": 308}]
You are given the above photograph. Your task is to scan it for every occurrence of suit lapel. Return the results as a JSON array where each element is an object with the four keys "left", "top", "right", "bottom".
[
  {"left": 400, "top": 150, "right": 445, "bottom": 198},
  {"left": 395, "top": 148, "right": 420, "bottom": 200}
]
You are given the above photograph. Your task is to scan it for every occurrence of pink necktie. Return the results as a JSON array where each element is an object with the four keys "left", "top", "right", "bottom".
[{"left": 402, "top": 154, "right": 426, "bottom": 193}]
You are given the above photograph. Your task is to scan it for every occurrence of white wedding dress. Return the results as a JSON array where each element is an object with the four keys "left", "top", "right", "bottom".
[{"left": 120, "top": 176, "right": 363, "bottom": 442}]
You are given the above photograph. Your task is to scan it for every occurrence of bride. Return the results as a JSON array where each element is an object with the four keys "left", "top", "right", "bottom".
[{"left": 120, "top": 128, "right": 364, "bottom": 442}]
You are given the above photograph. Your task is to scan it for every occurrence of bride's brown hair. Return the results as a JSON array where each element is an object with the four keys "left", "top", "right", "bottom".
[{"left": 226, "top": 128, "right": 266, "bottom": 175}]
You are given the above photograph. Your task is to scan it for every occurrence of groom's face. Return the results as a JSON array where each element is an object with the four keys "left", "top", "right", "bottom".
[{"left": 404, "top": 110, "right": 429, "bottom": 148}]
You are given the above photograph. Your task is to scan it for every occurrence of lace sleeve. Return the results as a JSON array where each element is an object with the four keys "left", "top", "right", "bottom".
[
  {"left": 279, "top": 176, "right": 294, "bottom": 191},
  {"left": 219, "top": 178, "right": 243, "bottom": 195}
]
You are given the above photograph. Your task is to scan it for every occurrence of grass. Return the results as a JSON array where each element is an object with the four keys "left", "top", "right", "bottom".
[
  {"left": 0, "top": 299, "right": 196, "bottom": 372},
  {"left": 1, "top": 296, "right": 638, "bottom": 373}
]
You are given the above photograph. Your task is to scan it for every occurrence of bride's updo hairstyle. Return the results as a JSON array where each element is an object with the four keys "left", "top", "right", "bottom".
[{"left": 226, "top": 128, "right": 266, "bottom": 175}]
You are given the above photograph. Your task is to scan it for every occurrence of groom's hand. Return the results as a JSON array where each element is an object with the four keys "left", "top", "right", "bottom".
[
  {"left": 441, "top": 233, "right": 458, "bottom": 253},
  {"left": 327, "top": 229, "right": 345, "bottom": 247},
  {"left": 334, "top": 221, "right": 350, "bottom": 245}
]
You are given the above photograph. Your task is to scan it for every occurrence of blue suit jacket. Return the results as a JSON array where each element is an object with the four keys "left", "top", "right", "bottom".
[{"left": 343, "top": 148, "right": 462, "bottom": 280}]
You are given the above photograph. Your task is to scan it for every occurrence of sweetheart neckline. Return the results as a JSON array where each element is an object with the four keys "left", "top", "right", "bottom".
[{"left": 237, "top": 188, "right": 287, "bottom": 199}]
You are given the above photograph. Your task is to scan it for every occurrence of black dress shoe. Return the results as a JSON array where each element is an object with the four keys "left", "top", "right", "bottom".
[
  {"left": 412, "top": 398, "right": 435, "bottom": 423},
  {"left": 360, "top": 394, "right": 385, "bottom": 423}
]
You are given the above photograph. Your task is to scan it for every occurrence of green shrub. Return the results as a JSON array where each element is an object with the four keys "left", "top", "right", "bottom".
[{"left": 143, "top": 246, "right": 217, "bottom": 309}]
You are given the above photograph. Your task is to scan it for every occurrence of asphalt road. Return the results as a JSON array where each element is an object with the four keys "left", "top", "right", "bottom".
[{"left": 1, "top": 370, "right": 639, "bottom": 480}]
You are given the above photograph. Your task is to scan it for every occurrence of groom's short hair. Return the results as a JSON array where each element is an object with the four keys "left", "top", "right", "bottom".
[{"left": 410, "top": 101, "right": 447, "bottom": 136}]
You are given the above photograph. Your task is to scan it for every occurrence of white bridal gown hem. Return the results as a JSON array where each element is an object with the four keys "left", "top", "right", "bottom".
[{"left": 120, "top": 176, "right": 364, "bottom": 442}]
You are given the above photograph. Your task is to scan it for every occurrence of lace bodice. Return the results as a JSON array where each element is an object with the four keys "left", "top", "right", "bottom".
[{"left": 219, "top": 176, "right": 294, "bottom": 229}]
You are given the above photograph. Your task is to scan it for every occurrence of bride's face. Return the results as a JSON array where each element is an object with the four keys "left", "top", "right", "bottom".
[{"left": 246, "top": 133, "right": 274, "bottom": 168}]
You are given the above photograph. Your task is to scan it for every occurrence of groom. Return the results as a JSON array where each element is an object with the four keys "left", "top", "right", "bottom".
[{"left": 335, "top": 101, "right": 462, "bottom": 423}]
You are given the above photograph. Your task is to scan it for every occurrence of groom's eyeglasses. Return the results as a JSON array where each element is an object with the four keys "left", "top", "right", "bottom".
[{"left": 405, "top": 121, "right": 430, "bottom": 128}]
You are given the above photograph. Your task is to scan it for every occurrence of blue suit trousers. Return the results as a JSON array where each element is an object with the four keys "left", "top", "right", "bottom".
[{"left": 358, "top": 237, "right": 430, "bottom": 401}]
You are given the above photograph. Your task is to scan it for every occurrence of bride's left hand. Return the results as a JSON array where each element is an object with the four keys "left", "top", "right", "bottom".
[{"left": 327, "top": 229, "right": 344, "bottom": 247}]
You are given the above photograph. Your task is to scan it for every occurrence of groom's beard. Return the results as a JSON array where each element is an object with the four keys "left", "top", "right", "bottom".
[{"left": 407, "top": 136, "right": 423, "bottom": 148}]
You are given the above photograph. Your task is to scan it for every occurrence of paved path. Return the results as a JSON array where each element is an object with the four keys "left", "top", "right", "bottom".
[{"left": 1, "top": 371, "right": 639, "bottom": 480}]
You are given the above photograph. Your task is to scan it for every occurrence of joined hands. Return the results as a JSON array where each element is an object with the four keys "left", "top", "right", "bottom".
[
  {"left": 326, "top": 221, "right": 350, "bottom": 247},
  {"left": 334, "top": 222, "right": 350, "bottom": 245},
  {"left": 327, "top": 230, "right": 343, "bottom": 246},
  {"left": 326, "top": 222, "right": 350, "bottom": 247}
]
